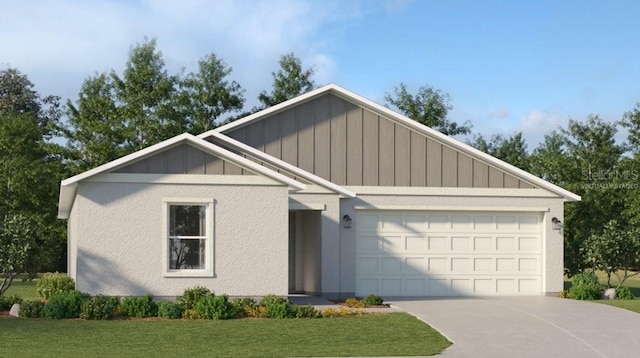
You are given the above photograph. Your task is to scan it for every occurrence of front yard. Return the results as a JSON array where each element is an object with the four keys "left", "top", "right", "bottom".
[
  {"left": 565, "top": 270, "right": 640, "bottom": 313},
  {"left": 0, "top": 281, "right": 451, "bottom": 357},
  {"left": 0, "top": 312, "right": 450, "bottom": 357}
]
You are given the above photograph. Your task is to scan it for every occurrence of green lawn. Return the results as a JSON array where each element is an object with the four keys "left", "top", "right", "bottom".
[
  {"left": 0, "top": 313, "right": 451, "bottom": 357},
  {"left": 4, "top": 280, "right": 39, "bottom": 300},
  {"left": 1, "top": 281, "right": 451, "bottom": 357}
]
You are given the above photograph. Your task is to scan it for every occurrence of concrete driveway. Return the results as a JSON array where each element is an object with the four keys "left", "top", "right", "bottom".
[{"left": 388, "top": 297, "right": 640, "bottom": 358}]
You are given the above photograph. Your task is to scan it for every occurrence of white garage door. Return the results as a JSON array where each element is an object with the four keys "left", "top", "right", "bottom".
[{"left": 355, "top": 211, "right": 543, "bottom": 297}]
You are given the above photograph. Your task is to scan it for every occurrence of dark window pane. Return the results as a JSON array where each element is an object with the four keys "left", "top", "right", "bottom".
[
  {"left": 169, "top": 238, "right": 205, "bottom": 269},
  {"left": 170, "top": 205, "right": 205, "bottom": 236}
]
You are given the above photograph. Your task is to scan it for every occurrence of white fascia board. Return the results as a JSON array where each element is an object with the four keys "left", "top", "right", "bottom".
[
  {"left": 198, "top": 85, "right": 339, "bottom": 138},
  {"left": 199, "top": 83, "right": 580, "bottom": 202},
  {"left": 326, "top": 85, "right": 582, "bottom": 202},
  {"left": 57, "top": 133, "right": 306, "bottom": 219},
  {"left": 208, "top": 131, "right": 356, "bottom": 198}
]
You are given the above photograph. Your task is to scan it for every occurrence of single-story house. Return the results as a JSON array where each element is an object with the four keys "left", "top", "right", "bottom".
[{"left": 58, "top": 84, "right": 580, "bottom": 299}]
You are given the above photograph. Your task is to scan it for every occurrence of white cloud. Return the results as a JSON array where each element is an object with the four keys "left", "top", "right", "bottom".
[
  {"left": 0, "top": 0, "right": 361, "bottom": 108},
  {"left": 518, "top": 109, "right": 566, "bottom": 147},
  {"left": 489, "top": 107, "right": 510, "bottom": 120},
  {"left": 381, "top": 0, "right": 414, "bottom": 14}
]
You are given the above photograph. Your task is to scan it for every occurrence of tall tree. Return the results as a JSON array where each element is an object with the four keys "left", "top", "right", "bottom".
[
  {"left": 470, "top": 132, "right": 530, "bottom": 171},
  {"left": 530, "top": 115, "right": 625, "bottom": 276},
  {"left": 179, "top": 53, "right": 245, "bottom": 133},
  {"left": 66, "top": 38, "right": 246, "bottom": 170},
  {"left": 385, "top": 83, "right": 471, "bottom": 136},
  {"left": 0, "top": 67, "right": 67, "bottom": 276},
  {"left": 257, "top": 53, "right": 315, "bottom": 108}
]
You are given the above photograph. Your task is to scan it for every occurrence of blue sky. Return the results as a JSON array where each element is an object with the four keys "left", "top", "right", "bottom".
[{"left": 2, "top": 0, "right": 639, "bottom": 148}]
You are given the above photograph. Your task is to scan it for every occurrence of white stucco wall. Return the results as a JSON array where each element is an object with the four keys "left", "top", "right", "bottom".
[{"left": 70, "top": 178, "right": 289, "bottom": 297}]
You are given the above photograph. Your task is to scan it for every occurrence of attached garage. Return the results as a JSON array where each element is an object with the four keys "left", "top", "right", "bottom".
[{"left": 355, "top": 210, "right": 544, "bottom": 297}]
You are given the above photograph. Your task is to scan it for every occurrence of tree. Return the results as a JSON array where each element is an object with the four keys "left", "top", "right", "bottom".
[
  {"left": 531, "top": 115, "right": 625, "bottom": 276},
  {"left": 385, "top": 83, "right": 471, "bottom": 136},
  {"left": 66, "top": 38, "right": 245, "bottom": 170},
  {"left": 257, "top": 53, "right": 315, "bottom": 108},
  {"left": 0, "top": 67, "right": 67, "bottom": 275},
  {"left": 470, "top": 132, "right": 530, "bottom": 171},
  {"left": 583, "top": 220, "right": 640, "bottom": 288},
  {"left": 0, "top": 214, "right": 34, "bottom": 296},
  {"left": 179, "top": 53, "right": 245, "bottom": 133}
]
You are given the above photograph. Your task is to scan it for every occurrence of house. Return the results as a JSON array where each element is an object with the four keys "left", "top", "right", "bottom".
[{"left": 57, "top": 84, "right": 580, "bottom": 299}]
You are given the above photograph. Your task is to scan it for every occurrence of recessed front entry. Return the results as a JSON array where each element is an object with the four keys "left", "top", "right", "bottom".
[{"left": 355, "top": 211, "right": 543, "bottom": 297}]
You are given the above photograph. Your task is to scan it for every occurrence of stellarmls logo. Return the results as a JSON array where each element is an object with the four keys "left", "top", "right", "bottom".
[{"left": 581, "top": 164, "right": 639, "bottom": 189}]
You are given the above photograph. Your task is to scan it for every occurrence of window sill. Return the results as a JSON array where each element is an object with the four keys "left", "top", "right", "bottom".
[{"left": 163, "top": 269, "right": 214, "bottom": 278}]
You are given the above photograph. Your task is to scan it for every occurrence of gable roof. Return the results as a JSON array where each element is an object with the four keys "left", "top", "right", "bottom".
[
  {"left": 204, "top": 131, "right": 356, "bottom": 198},
  {"left": 200, "top": 84, "right": 581, "bottom": 202},
  {"left": 58, "top": 133, "right": 306, "bottom": 219}
]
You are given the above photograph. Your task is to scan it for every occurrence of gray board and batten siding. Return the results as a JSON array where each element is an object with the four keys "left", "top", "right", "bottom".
[
  {"left": 222, "top": 93, "right": 534, "bottom": 189},
  {"left": 115, "top": 143, "right": 254, "bottom": 175}
]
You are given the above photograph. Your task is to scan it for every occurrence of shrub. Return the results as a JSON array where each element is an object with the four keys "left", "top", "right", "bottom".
[
  {"left": 182, "top": 309, "right": 202, "bottom": 320},
  {"left": 232, "top": 297, "right": 257, "bottom": 318},
  {"left": 121, "top": 295, "right": 158, "bottom": 318},
  {"left": 177, "top": 286, "right": 212, "bottom": 310},
  {"left": 43, "top": 290, "right": 86, "bottom": 319},
  {"left": 321, "top": 307, "right": 362, "bottom": 318},
  {"left": 194, "top": 294, "right": 235, "bottom": 320},
  {"left": 20, "top": 300, "right": 45, "bottom": 318},
  {"left": 294, "top": 304, "right": 320, "bottom": 318},
  {"left": 569, "top": 272, "right": 602, "bottom": 300},
  {"left": 362, "top": 294, "right": 384, "bottom": 306},
  {"left": 259, "top": 295, "right": 295, "bottom": 319},
  {"left": 80, "top": 295, "right": 119, "bottom": 320},
  {"left": 557, "top": 290, "right": 571, "bottom": 299},
  {"left": 617, "top": 286, "right": 635, "bottom": 300},
  {"left": 157, "top": 301, "right": 183, "bottom": 319},
  {"left": 0, "top": 294, "right": 23, "bottom": 310},
  {"left": 36, "top": 272, "right": 75, "bottom": 299},
  {"left": 344, "top": 298, "right": 365, "bottom": 308}
]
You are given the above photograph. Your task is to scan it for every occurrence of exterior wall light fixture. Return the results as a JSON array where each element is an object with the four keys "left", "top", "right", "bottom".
[
  {"left": 552, "top": 217, "right": 562, "bottom": 230},
  {"left": 343, "top": 215, "right": 352, "bottom": 229}
]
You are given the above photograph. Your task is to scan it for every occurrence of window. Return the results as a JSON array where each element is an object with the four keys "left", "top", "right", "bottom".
[{"left": 163, "top": 199, "right": 214, "bottom": 277}]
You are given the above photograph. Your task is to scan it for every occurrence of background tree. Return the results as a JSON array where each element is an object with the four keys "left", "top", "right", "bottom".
[
  {"left": 470, "top": 132, "right": 530, "bottom": 171},
  {"left": 66, "top": 38, "right": 244, "bottom": 170},
  {"left": 0, "top": 67, "right": 67, "bottom": 276},
  {"left": 583, "top": 220, "right": 640, "bottom": 288},
  {"left": 530, "top": 116, "right": 625, "bottom": 276},
  {"left": 178, "top": 53, "right": 245, "bottom": 133},
  {"left": 385, "top": 82, "right": 471, "bottom": 136},
  {"left": 257, "top": 52, "right": 315, "bottom": 108}
]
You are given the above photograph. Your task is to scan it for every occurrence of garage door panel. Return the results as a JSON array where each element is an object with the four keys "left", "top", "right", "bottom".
[{"left": 356, "top": 211, "right": 542, "bottom": 297}]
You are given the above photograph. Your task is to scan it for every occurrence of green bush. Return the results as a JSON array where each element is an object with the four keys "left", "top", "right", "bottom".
[
  {"left": 20, "top": 300, "right": 45, "bottom": 318},
  {"left": 232, "top": 297, "right": 257, "bottom": 318},
  {"left": 194, "top": 294, "right": 235, "bottom": 320},
  {"left": 572, "top": 272, "right": 600, "bottom": 287},
  {"left": 80, "top": 295, "right": 119, "bottom": 320},
  {"left": 177, "top": 286, "right": 212, "bottom": 310},
  {"left": 294, "top": 304, "right": 320, "bottom": 318},
  {"left": 569, "top": 272, "right": 602, "bottom": 300},
  {"left": 36, "top": 272, "right": 75, "bottom": 299},
  {"left": 362, "top": 294, "right": 384, "bottom": 306},
  {"left": 157, "top": 301, "right": 183, "bottom": 319},
  {"left": 121, "top": 295, "right": 158, "bottom": 317},
  {"left": 617, "top": 286, "right": 635, "bottom": 300},
  {"left": 260, "top": 295, "right": 295, "bottom": 319},
  {"left": 0, "top": 294, "right": 23, "bottom": 310},
  {"left": 43, "top": 290, "right": 86, "bottom": 319}
]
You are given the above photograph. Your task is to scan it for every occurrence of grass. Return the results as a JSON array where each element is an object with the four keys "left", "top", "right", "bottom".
[
  {"left": 0, "top": 313, "right": 451, "bottom": 357},
  {"left": 4, "top": 280, "right": 39, "bottom": 300},
  {"left": 0, "top": 280, "right": 451, "bottom": 357}
]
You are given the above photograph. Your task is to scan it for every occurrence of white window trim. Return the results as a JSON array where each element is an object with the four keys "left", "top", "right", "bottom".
[{"left": 162, "top": 198, "right": 215, "bottom": 277}]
